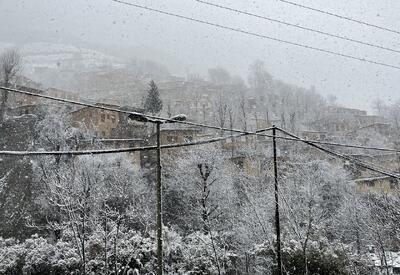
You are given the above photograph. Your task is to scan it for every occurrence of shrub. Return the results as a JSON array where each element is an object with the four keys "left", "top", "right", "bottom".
[
  {"left": 0, "top": 235, "right": 80, "bottom": 275},
  {"left": 253, "top": 239, "right": 354, "bottom": 275}
]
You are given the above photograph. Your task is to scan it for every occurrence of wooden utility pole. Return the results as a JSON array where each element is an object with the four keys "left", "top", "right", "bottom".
[
  {"left": 272, "top": 125, "right": 283, "bottom": 275},
  {"left": 156, "top": 121, "right": 163, "bottom": 275}
]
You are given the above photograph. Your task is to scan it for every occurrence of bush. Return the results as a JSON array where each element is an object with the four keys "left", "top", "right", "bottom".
[
  {"left": 0, "top": 237, "right": 25, "bottom": 275},
  {"left": 253, "top": 239, "right": 354, "bottom": 275},
  {"left": 0, "top": 235, "right": 80, "bottom": 275},
  {"left": 0, "top": 229, "right": 254, "bottom": 274}
]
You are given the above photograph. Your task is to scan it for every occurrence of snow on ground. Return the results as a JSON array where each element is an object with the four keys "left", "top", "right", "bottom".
[{"left": 0, "top": 41, "right": 126, "bottom": 75}]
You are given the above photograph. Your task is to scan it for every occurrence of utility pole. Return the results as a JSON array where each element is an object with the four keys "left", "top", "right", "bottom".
[
  {"left": 272, "top": 125, "right": 283, "bottom": 275},
  {"left": 156, "top": 121, "right": 163, "bottom": 275},
  {"left": 128, "top": 113, "right": 186, "bottom": 275}
]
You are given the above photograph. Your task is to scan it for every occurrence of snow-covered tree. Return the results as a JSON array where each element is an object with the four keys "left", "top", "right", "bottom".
[
  {"left": 0, "top": 49, "right": 22, "bottom": 121},
  {"left": 143, "top": 80, "right": 163, "bottom": 115},
  {"left": 278, "top": 156, "right": 349, "bottom": 274}
]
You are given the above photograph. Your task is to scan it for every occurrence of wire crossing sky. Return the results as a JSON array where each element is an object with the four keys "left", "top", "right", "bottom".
[
  {"left": 1, "top": 0, "right": 399, "bottom": 110},
  {"left": 279, "top": 0, "right": 400, "bottom": 35},
  {"left": 109, "top": 0, "right": 400, "bottom": 71},
  {"left": 195, "top": 0, "right": 400, "bottom": 55}
]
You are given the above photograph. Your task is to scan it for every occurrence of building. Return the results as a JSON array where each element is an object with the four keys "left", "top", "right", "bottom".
[
  {"left": 347, "top": 123, "right": 391, "bottom": 138},
  {"left": 354, "top": 176, "right": 398, "bottom": 193},
  {"left": 367, "top": 251, "right": 400, "bottom": 274},
  {"left": 309, "top": 106, "right": 389, "bottom": 135},
  {"left": 69, "top": 103, "right": 146, "bottom": 138},
  {"left": 230, "top": 154, "right": 263, "bottom": 177},
  {"left": 299, "top": 130, "right": 328, "bottom": 141},
  {"left": 141, "top": 126, "right": 203, "bottom": 169},
  {"left": 70, "top": 104, "right": 120, "bottom": 137},
  {"left": 46, "top": 87, "right": 80, "bottom": 102},
  {"left": 7, "top": 85, "right": 43, "bottom": 108}
]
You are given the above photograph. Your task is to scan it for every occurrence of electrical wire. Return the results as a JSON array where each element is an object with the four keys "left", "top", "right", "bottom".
[
  {"left": 278, "top": 0, "right": 400, "bottom": 36},
  {"left": 195, "top": 0, "right": 400, "bottom": 54},
  {"left": 3, "top": 86, "right": 400, "bottom": 154},
  {"left": 0, "top": 146, "right": 156, "bottom": 156},
  {"left": 0, "top": 127, "right": 273, "bottom": 156},
  {"left": 108, "top": 0, "right": 400, "bottom": 71},
  {"left": 82, "top": 138, "right": 144, "bottom": 142},
  {"left": 276, "top": 127, "right": 400, "bottom": 180},
  {"left": 2, "top": 103, "right": 399, "bottom": 179},
  {"left": 0, "top": 86, "right": 274, "bottom": 136},
  {"left": 92, "top": 134, "right": 400, "bottom": 154},
  {"left": 267, "top": 134, "right": 400, "bottom": 153}
]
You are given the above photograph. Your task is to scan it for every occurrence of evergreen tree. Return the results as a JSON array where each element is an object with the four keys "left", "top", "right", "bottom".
[{"left": 143, "top": 80, "right": 163, "bottom": 114}]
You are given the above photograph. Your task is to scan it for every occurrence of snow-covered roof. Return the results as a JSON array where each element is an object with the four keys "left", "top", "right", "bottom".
[{"left": 368, "top": 252, "right": 400, "bottom": 268}]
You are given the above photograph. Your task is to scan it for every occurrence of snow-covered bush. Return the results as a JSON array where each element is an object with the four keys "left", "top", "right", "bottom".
[
  {"left": 23, "top": 235, "right": 80, "bottom": 274},
  {"left": 0, "top": 237, "right": 25, "bottom": 275},
  {"left": 0, "top": 235, "right": 80, "bottom": 275},
  {"left": 253, "top": 238, "right": 354, "bottom": 275}
]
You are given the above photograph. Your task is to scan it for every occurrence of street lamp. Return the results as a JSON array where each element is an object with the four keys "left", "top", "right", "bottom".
[{"left": 128, "top": 113, "right": 187, "bottom": 275}]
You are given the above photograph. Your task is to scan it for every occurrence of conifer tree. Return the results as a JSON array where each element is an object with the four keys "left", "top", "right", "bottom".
[{"left": 143, "top": 80, "right": 163, "bottom": 114}]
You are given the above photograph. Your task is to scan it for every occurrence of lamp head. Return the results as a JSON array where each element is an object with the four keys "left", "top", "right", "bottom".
[
  {"left": 128, "top": 113, "right": 149, "bottom": 123},
  {"left": 169, "top": 114, "right": 187, "bottom": 122}
]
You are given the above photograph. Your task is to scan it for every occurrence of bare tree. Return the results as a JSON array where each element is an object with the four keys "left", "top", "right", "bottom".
[
  {"left": 238, "top": 95, "right": 247, "bottom": 132},
  {"left": 248, "top": 60, "right": 273, "bottom": 94},
  {"left": 227, "top": 105, "right": 236, "bottom": 156},
  {"left": 371, "top": 98, "right": 385, "bottom": 116},
  {"left": 214, "top": 95, "right": 228, "bottom": 138},
  {"left": 0, "top": 49, "right": 21, "bottom": 121},
  {"left": 280, "top": 158, "right": 348, "bottom": 275}
]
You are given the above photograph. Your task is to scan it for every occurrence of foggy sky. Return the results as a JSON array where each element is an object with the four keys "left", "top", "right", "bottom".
[{"left": 0, "top": 0, "right": 399, "bottom": 111}]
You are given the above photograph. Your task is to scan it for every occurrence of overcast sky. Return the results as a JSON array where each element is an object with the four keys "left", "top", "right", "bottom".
[{"left": 0, "top": 0, "right": 399, "bottom": 111}]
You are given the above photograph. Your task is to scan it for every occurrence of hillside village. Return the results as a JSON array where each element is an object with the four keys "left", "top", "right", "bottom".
[
  {"left": 1, "top": 43, "right": 400, "bottom": 275},
  {"left": 5, "top": 66, "right": 398, "bottom": 191}
]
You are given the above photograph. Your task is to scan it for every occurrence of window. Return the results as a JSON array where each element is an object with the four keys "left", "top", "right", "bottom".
[
  {"left": 236, "top": 159, "right": 244, "bottom": 168},
  {"left": 367, "top": 181, "right": 375, "bottom": 187},
  {"left": 101, "top": 114, "right": 105, "bottom": 122},
  {"left": 107, "top": 114, "right": 110, "bottom": 119}
]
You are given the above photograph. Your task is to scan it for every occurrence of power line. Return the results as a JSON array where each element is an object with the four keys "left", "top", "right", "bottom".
[
  {"left": 4, "top": 86, "right": 400, "bottom": 154},
  {"left": 0, "top": 146, "right": 156, "bottom": 156},
  {"left": 269, "top": 134, "right": 400, "bottom": 153},
  {"left": 276, "top": 127, "right": 400, "bottom": 180},
  {"left": 0, "top": 86, "right": 274, "bottom": 137},
  {"left": 278, "top": 0, "right": 400, "bottom": 36},
  {"left": 0, "top": 127, "right": 273, "bottom": 156},
  {"left": 87, "top": 129, "right": 400, "bottom": 154},
  {"left": 195, "top": 0, "right": 400, "bottom": 54},
  {"left": 2, "top": 108, "right": 398, "bottom": 179},
  {"left": 82, "top": 138, "right": 144, "bottom": 142},
  {"left": 109, "top": 0, "right": 400, "bottom": 71}
]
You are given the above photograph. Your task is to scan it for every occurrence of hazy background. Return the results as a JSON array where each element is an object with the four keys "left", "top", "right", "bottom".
[{"left": 0, "top": 0, "right": 399, "bottom": 111}]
